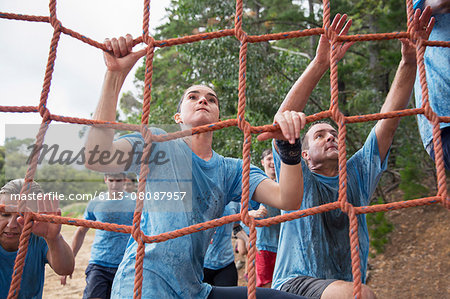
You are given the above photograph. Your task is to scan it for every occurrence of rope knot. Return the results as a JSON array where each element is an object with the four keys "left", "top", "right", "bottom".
[{"left": 143, "top": 34, "right": 154, "bottom": 46}]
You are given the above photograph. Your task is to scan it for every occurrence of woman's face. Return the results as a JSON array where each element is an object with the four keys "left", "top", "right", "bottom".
[{"left": 175, "top": 85, "right": 220, "bottom": 127}]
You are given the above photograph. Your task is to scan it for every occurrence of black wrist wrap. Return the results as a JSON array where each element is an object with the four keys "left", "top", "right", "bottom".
[{"left": 275, "top": 138, "right": 302, "bottom": 165}]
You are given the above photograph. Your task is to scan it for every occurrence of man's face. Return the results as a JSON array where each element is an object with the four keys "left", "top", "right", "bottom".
[
  {"left": 261, "top": 153, "right": 276, "bottom": 180},
  {"left": 175, "top": 85, "right": 220, "bottom": 127},
  {"left": 0, "top": 194, "right": 22, "bottom": 252},
  {"left": 124, "top": 179, "right": 136, "bottom": 193},
  {"left": 105, "top": 175, "right": 126, "bottom": 196},
  {"left": 302, "top": 123, "right": 338, "bottom": 164}
]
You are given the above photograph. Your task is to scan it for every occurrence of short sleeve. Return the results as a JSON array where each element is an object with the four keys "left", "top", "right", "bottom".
[
  {"left": 348, "top": 127, "right": 388, "bottom": 206},
  {"left": 83, "top": 201, "right": 96, "bottom": 221},
  {"left": 227, "top": 159, "right": 267, "bottom": 210},
  {"left": 41, "top": 236, "right": 49, "bottom": 264},
  {"left": 117, "top": 128, "right": 168, "bottom": 173}
]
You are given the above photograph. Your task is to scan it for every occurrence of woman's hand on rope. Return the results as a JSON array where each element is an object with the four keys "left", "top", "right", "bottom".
[
  {"left": 257, "top": 111, "right": 306, "bottom": 144},
  {"left": 401, "top": 6, "right": 435, "bottom": 65},
  {"left": 103, "top": 34, "right": 146, "bottom": 74},
  {"left": 315, "top": 13, "right": 354, "bottom": 66}
]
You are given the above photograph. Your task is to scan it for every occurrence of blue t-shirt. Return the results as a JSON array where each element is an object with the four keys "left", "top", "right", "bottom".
[
  {"left": 84, "top": 192, "right": 135, "bottom": 268},
  {"left": 111, "top": 128, "right": 267, "bottom": 299},
  {"left": 272, "top": 128, "right": 388, "bottom": 290},
  {"left": 0, "top": 234, "right": 48, "bottom": 299},
  {"left": 256, "top": 204, "right": 280, "bottom": 253},
  {"left": 413, "top": 0, "right": 450, "bottom": 148},
  {"left": 203, "top": 201, "right": 240, "bottom": 270}
]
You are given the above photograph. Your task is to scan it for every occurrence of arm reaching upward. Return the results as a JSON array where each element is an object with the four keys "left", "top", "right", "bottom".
[
  {"left": 278, "top": 14, "right": 354, "bottom": 114},
  {"left": 85, "top": 34, "right": 146, "bottom": 173},
  {"left": 374, "top": 7, "right": 435, "bottom": 162}
]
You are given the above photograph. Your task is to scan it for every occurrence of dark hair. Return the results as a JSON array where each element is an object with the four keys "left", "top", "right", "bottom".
[
  {"left": 260, "top": 148, "right": 272, "bottom": 160},
  {"left": 176, "top": 84, "right": 220, "bottom": 114},
  {"left": 126, "top": 173, "right": 137, "bottom": 183},
  {"left": 104, "top": 172, "right": 126, "bottom": 179},
  {"left": 301, "top": 120, "right": 337, "bottom": 151}
]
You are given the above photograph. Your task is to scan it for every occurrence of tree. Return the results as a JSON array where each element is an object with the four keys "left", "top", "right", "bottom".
[{"left": 119, "top": 0, "right": 432, "bottom": 202}]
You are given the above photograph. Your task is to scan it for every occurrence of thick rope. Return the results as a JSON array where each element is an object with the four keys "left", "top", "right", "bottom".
[{"left": 1, "top": 0, "right": 449, "bottom": 298}]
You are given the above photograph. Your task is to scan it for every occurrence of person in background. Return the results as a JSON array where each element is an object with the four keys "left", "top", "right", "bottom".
[
  {"left": 124, "top": 173, "right": 137, "bottom": 194},
  {"left": 60, "top": 173, "right": 134, "bottom": 299},
  {"left": 255, "top": 148, "right": 280, "bottom": 288}
]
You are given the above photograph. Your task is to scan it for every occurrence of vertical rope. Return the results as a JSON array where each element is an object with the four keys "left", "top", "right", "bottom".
[{"left": 7, "top": 213, "right": 33, "bottom": 299}]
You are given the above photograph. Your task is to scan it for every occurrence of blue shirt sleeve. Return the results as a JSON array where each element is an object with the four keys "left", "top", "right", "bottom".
[
  {"left": 413, "top": 0, "right": 424, "bottom": 9},
  {"left": 227, "top": 159, "right": 267, "bottom": 210},
  {"left": 347, "top": 127, "right": 389, "bottom": 206},
  {"left": 117, "top": 128, "right": 168, "bottom": 173},
  {"left": 84, "top": 201, "right": 96, "bottom": 221}
]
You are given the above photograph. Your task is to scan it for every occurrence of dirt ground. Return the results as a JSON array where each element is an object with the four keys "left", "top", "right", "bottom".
[
  {"left": 43, "top": 198, "right": 449, "bottom": 298},
  {"left": 43, "top": 225, "right": 94, "bottom": 299}
]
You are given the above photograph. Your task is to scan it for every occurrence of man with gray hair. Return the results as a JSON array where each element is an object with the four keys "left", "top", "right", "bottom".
[{"left": 0, "top": 179, "right": 74, "bottom": 299}]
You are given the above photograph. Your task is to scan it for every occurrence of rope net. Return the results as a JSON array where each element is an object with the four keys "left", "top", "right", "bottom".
[{"left": 0, "top": 0, "right": 449, "bottom": 298}]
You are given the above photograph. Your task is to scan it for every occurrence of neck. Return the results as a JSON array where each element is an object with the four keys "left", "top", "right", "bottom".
[
  {"left": 308, "top": 160, "right": 339, "bottom": 177},
  {"left": 184, "top": 131, "right": 214, "bottom": 160}
]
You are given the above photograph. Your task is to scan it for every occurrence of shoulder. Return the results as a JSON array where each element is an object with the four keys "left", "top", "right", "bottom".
[{"left": 117, "top": 127, "right": 168, "bottom": 144}]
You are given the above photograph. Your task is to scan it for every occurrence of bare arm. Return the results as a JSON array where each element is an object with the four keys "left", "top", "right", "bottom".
[
  {"left": 278, "top": 14, "right": 354, "bottom": 114},
  {"left": 70, "top": 226, "right": 89, "bottom": 259},
  {"left": 45, "top": 234, "right": 75, "bottom": 275},
  {"left": 254, "top": 111, "right": 307, "bottom": 211},
  {"left": 60, "top": 226, "right": 89, "bottom": 285},
  {"left": 374, "top": 7, "right": 434, "bottom": 162},
  {"left": 85, "top": 34, "right": 146, "bottom": 172}
]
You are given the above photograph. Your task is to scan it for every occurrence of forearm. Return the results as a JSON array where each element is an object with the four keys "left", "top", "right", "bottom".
[
  {"left": 375, "top": 60, "right": 417, "bottom": 160},
  {"left": 279, "top": 58, "right": 329, "bottom": 113},
  {"left": 277, "top": 162, "right": 303, "bottom": 210},
  {"left": 85, "top": 71, "right": 129, "bottom": 171},
  {"left": 71, "top": 227, "right": 88, "bottom": 258},
  {"left": 46, "top": 234, "right": 75, "bottom": 275}
]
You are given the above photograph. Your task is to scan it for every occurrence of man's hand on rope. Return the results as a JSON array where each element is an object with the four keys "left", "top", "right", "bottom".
[
  {"left": 257, "top": 111, "right": 306, "bottom": 144},
  {"left": 248, "top": 205, "right": 268, "bottom": 219},
  {"left": 401, "top": 6, "right": 435, "bottom": 65},
  {"left": 315, "top": 13, "right": 354, "bottom": 66},
  {"left": 103, "top": 34, "right": 146, "bottom": 75},
  {"left": 17, "top": 193, "right": 62, "bottom": 242}
]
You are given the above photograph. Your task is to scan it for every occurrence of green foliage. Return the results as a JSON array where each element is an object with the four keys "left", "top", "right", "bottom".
[
  {"left": 367, "top": 198, "right": 394, "bottom": 257},
  {"left": 394, "top": 117, "right": 430, "bottom": 200}
]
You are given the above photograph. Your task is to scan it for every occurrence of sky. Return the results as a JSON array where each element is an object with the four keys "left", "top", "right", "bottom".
[{"left": 0, "top": 0, "right": 171, "bottom": 145}]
